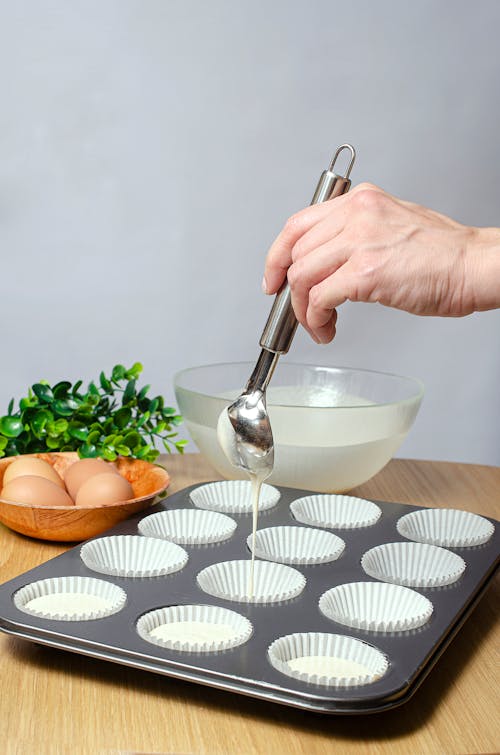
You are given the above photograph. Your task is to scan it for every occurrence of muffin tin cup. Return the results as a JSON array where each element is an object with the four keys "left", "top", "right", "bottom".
[
  {"left": 246, "top": 525, "right": 345, "bottom": 565},
  {"left": 197, "top": 559, "right": 306, "bottom": 604},
  {"left": 267, "top": 632, "right": 389, "bottom": 687},
  {"left": 138, "top": 508, "right": 237, "bottom": 545},
  {"left": 361, "top": 541, "right": 466, "bottom": 587},
  {"left": 13, "top": 576, "right": 126, "bottom": 621},
  {"left": 136, "top": 604, "right": 253, "bottom": 653},
  {"left": 319, "top": 581, "right": 433, "bottom": 633},
  {"left": 397, "top": 508, "right": 495, "bottom": 548},
  {"left": 80, "top": 535, "right": 188, "bottom": 578},
  {"left": 189, "top": 480, "right": 281, "bottom": 514},
  {"left": 290, "top": 494, "right": 382, "bottom": 530}
]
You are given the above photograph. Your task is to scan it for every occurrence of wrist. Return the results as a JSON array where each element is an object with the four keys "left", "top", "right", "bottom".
[{"left": 465, "top": 226, "right": 500, "bottom": 312}]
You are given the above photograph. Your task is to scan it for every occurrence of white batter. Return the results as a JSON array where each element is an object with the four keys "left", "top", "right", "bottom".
[
  {"left": 25, "top": 592, "right": 111, "bottom": 617},
  {"left": 287, "top": 655, "right": 372, "bottom": 678},
  {"left": 150, "top": 620, "right": 236, "bottom": 645}
]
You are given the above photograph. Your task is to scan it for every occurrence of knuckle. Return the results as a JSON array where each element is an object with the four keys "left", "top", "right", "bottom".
[
  {"left": 309, "top": 283, "right": 325, "bottom": 310},
  {"left": 352, "top": 185, "right": 385, "bottom": 212},
  {"left": 287, "top": 259, "right": 305, "bottom": 289}
]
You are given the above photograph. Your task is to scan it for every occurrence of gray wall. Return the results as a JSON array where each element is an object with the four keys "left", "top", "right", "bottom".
[{"left": 0, "top": 0, "right": 499, "bottom": 464}]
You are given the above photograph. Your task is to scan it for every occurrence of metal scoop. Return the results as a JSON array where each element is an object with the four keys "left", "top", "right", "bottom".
[{"left": 217, "top": 145, "right": 356, "bottom": 479}]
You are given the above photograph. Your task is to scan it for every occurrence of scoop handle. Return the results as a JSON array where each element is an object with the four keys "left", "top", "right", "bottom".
[{"left": 259, "top": 145, "right": 355, "bottom": 354}]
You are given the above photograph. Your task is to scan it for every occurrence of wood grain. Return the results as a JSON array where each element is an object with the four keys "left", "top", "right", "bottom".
[{"left": 1, "top": 454, "right": 499, "bottom": 755}]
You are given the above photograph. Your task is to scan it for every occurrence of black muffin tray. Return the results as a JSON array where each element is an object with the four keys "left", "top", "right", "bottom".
[{"left": 0, "top": 483, "right": 498, "bottom": 715}]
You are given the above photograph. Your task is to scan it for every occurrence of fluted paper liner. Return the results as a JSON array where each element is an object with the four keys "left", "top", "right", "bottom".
[
  {"left": 14, "top": 576, "right": 126, "bottom": 621},
  {"left": 396, "top": 508, "right": 495, "bottom": 548},
  {"left": 267, "top": 632, "right": 389, "bottom": 687},
  {"left": 290, "top": 494, "right": 381, "bottom": 530},
  {"left": 361, "top": 542, "right": 466, "bottom": 587},
  {"left": 197, "top": 559, "right": 306, "bottom": 604},
  {"left": 80, "top": 535, "right": 188, "bottom": 578},
  {"left": 136, "top": 604, "right": 253, "bottom": 652},
  {"left": 189, "top": 480, "right": 280, "bottom": 514},
  {"left": 247, "top": 525, "right": 345, "bottom": 565},
  {"left": 138, "top": 509, "right": 237, "bottom": 545},
  {"left": 319, "top": 581, "right": 433, "bottom": 632}
]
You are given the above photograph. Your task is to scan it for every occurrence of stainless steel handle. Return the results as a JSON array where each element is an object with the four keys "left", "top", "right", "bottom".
[{"left": 259, "top": 144, "right": 356, "bottom": 354}]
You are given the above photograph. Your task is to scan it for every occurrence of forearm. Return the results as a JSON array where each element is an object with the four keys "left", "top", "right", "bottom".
[{"left": 467, "top": 227, "right": 500, "bottom": 313}]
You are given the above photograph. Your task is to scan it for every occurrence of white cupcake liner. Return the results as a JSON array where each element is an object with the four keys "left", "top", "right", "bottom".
[
  {"left": 136, "top": 604, "right": 253, "bottom": 653},
  {"left": 197, "top": 559, "right": 306, "bottom": 604},
  {"left": 80, "top": 535, "right": 188, "bottom": 578},
  {"left": 361, "top": 542, "right": 466, "bottom": 588},
  {"left": 396, "top": 508, "right": 495, "bottom": 548},
  {"left": 189, "top": 480, "right": 281, "bottom": 514},
  {"left": 138, "top": 509, "right": 237, "bottom": 545},
  {"left": 13, "top": 576, "right": 126, "bottom": 621},
  {"left": 319, "top": 581, "right": 433, "bottom": 633},
  {"left": 246, "top": 526, "right": 345, "bottom": 565},
  {"left": 290, "top": 494, "right": 381, "bottom": 530},
  {"left": 268, "top": 632, "right": 389, "bottom": 687}
]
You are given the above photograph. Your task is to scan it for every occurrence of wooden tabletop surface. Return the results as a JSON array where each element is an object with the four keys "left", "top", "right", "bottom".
[{"left": 1, "top": 454, "right": 499, "bottom": 755}]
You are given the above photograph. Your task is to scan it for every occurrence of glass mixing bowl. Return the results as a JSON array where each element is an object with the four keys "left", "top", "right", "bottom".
[{"left": 174, "top": 363, "right": 424, "bottom": 493}]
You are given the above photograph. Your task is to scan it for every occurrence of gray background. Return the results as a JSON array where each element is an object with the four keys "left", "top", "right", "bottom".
[{"left": 0, "top": 0, "right": 499, "bottom": 464}]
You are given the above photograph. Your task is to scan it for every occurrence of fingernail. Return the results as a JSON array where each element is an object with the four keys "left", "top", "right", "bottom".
[{"left": 262, "top": 276, "right": 268, "bottom": 294}]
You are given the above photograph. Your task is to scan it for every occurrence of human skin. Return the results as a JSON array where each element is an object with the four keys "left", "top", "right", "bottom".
[{"left": 263, "top": 183, "right": 500, "bottom": 344}]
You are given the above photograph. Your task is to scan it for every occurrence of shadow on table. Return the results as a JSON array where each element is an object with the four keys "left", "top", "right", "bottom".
[{"left": 8, "top": 578, "right": 499, "bottom": 743}]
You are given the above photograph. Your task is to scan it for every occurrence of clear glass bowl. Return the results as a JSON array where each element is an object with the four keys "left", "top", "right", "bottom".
[{"left": 174, "top": 363, "right": 424, "bottom": 493}]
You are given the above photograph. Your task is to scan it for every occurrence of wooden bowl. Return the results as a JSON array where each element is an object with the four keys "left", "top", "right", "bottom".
[{"left": 0, "top": 452, "right": 170, "bottom": 542}]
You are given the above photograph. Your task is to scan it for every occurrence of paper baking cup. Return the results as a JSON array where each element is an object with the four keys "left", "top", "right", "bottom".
[
  {"left": 136, "top": 604, "right": 253, "bottom": 652},
  {"left": 246, "top": 526, "right": 345, "bottom": 565},
  {"left": 138, "top": 509, "right": 237, "bottom": 545},
  {"left": 290, "top": 494, "right": 381, "bottom": 530},
  {"left": 319, "top": 581, "right": 433, "bottom": 632},
  {"left": 197, "top": 559, "right": 306, "bottom": 604},
  {"left": 361, "top": 542, "right": 466, "bottom": 588},
  {"left": 189, "top": 480, "right": 281, "bottom": 514},
  {"left": 13, "top": 576, "right": 126, "bottom": 621},
  {"left": 267, "top": 632, "right": 389, "bottom": 687},
  {"left": 80, "top": 535, "right": 188, "bottom": 578},
  {"left": 396, "top": 508, "right": 495, "bottom": 548}
]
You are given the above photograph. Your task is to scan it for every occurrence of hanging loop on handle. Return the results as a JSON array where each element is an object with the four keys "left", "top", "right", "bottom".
[{"left": 259, "top": 144, "right": 356, "bottom": 355}]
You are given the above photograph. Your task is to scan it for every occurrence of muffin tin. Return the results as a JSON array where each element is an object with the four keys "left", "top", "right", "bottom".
[{"left": 0, "top": 481, "right": 498, "bottom": 714}]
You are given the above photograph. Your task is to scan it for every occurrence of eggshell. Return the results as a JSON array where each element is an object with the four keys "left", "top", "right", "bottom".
[
  {"left": 3, "top": 457, "right": 65, "bottom": 489},
  {"left": 75, "top": 472, "right": 134, "bottom": 507},
  {"left": 64, "top": 458, "right": 118, "bottom": 500},
  {"left": 1, "top": 475, "right": 74, "bottom": 507}
]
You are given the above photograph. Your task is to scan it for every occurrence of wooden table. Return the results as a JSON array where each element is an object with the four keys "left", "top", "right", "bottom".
[{"left": 1, "top": 455, "right": 499, "bottom": 755}]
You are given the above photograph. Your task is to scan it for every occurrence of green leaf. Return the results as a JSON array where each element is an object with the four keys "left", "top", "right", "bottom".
[
  {"left": 87, "top": 430, "right": 102, "bottom": 445},
  {"left": 99, "top": 371, "right": 112, "bottom": 392},
  {"left": 32, "top": 383, "right": 54, "bottom": 403},
  {"left": 68, "top": 421, "right": 89, "bottom": 441},
  {"left": 137, "top": 384, "right": 151, "bottom": 400},
  {"left": 122, "top": 379, "right": 136, "bottom": 406},
  {"left": 52, "top": 381, "right": 72, "bottom": 398},
  {"left": 79, "top": 443, "right": 98, "bottom": 458},
  {"left": 7, "top": 398, "right": 14, "bottom": 415},
  {"left": 113, "top": 407, "right": 132, "bottom": 429},
  {"left": 46, "top": 435, "right": 62, "bottom": 449},
  {"left": 53, "top": 398, "right": 79, "bottom": 417},
  {"left": 102, "top": 446, "right": 117, "bottom": 461},
  {"left": 115, "top": 444, "right": 131, "bottom": 456},
  {"left": 0, "top": 416, "right": 24, "bottom": 438},
  {"left": 123, "top": 430, "right": 141, "bottom": 447},
  {"left": 31, "top": 409, "right": 53, "bottom": 435},
  {"left": 72, "top": 380, "right": 83, "bottom": 396},
  {"left": 112, "top": 364, "right": 126, "bottom": 382},
  {"left": 0, "top": 436, "right": 8, "bottom": 450}
]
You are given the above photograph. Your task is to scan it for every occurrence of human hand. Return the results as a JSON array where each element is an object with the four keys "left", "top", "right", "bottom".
[{"left": 263, "top": 183, "right": 500, "bottom": 344}]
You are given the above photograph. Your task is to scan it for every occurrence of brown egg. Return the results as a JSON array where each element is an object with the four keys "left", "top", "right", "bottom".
[
  {"left": 64, "top": 458, "right": 118, "bottom": 500},
  {"left": 3, "top": 457, "right": 65, "bottom": 489},
  {"left": 1, "top": 475, "right": 74, "bottom": 507},
  {"left": 75, "top": 472, "right": 134, "bottom": 507}
]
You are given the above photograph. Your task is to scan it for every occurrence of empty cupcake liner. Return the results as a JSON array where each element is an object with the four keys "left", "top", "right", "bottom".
[
  {"left": 136, "top": 604, "right": 253, "bottom": 653},
  {"left": 13, "top": 576, "right": 126, "bottom": 621},
  {"left": 80, "top": 535, "right": 188, "bottom": 578},
  {"left": 290, "top": 494, "right": 381, "bottom": 530},
  {"left": 396, "top": 508, "right": 495, "bottom": 548},
  {"left": 361, "top": 541, "right": 466, "bottom": 588},
  {"left": 138, "top": 509, "right": 237, "bottom": 545},
  {"left": 268, "top": 632, "right": 389, "bottom": 687},
  {"left": 189, "top": 480, "right": 281, "bottom": 514},
  {"left": 319, "top": 581, "right": 433, "bottom": 632},
  {"left": 246, "top": 526, "right": 345, "bottom": 565},
  {"left": 197, "top": 559, "right": 306, "bottom": 604}
]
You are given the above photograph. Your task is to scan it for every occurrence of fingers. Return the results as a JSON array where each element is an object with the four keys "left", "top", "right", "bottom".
[
  {"left": 288, "top": 239, "right": 349, "bottom": 326},
  {"left": 263, "top": 200, "right": 345, "bottom": 294},
  {"left": 306, "top": 266, "right": 353, "bottom": 342}
]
